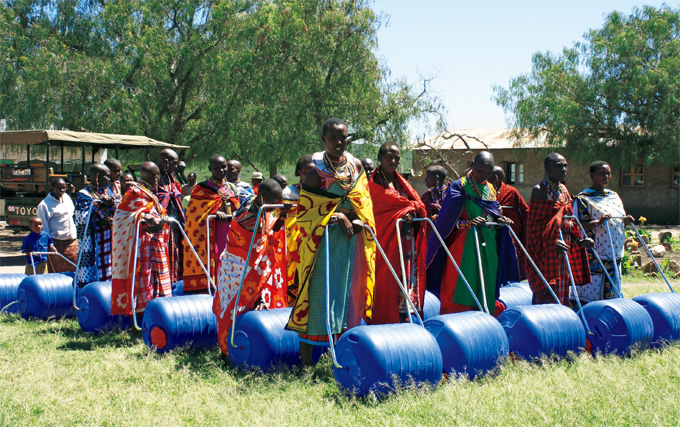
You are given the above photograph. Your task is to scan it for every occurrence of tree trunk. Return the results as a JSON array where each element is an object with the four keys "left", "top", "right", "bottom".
[{"left": 269, "top": 161, "right": 277, "bottom": 177}]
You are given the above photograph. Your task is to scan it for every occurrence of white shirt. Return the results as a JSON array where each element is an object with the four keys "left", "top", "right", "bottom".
[{"left": 37, "top": 193, "right": 77, "bottom": 240}]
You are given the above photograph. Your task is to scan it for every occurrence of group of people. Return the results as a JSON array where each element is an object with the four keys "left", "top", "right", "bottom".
[{"left": 21, "top": 117, "right": 636, "bottom": 365}]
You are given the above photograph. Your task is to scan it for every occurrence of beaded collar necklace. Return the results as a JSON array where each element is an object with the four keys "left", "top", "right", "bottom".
[
  {"left": 542, "top": 178, "right": 563, "bottom": 201},
  {"left": 466, "top": 171, "right": 487, "bottom": 199},
  {"left": 323, "top": 151, "right": 354, "bottom": 191}
]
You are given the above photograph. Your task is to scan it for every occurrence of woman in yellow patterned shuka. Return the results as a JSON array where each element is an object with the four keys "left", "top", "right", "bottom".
[{"left": 285, "top": 118, "right": 376, "bottom": 366}]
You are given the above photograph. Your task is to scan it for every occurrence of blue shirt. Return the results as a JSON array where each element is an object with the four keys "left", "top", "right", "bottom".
[{"left": 22, "top": 231, "right": 54, "bottom": 266}]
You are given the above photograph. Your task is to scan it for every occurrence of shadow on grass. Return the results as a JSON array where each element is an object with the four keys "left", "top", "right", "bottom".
[{"left": 22, "top": 317, "right": 146, "bottom": 350}]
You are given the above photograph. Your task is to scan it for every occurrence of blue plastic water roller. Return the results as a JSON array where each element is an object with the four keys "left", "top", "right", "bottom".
[
  {"left": 506, "top": 280, "right": 531, "bottom": 290},
  {"left": 17, "top": 273, "right": 76, "bottom": 319},
  {"left": 633, "top": 292, "right": 680, "bottom": 346},
  {"left": 76, "top": 281, "right": 131, "bottom": 333},
  {"left": 423, "top": 290, "right": 441, "bottom": 320},
  {"left": 0, "top": 273, "right": 27, "bottom": 314},
  {"left": 172, "top": 280, "right": 184, "bottom": 296},
  {"left": 332, "top": 323, "right": 443, "bottom": 396},
  {"left": 142, "top": 295, "right": 217, "bottom": 353},
  {"left": 579, "top": 298, "right": 653, "bottom": 355},
  {"left": 498, "top": 286, "right": 533, "bottom": 309},
  {"left": 497, "top": 304, "right": 586, "bottom": 360},
  {"left": 424, "top": 312, "right": 508, "bottom": 378},
  {"left": 229, "top": 307, "right": 308, "bottom": 370}
]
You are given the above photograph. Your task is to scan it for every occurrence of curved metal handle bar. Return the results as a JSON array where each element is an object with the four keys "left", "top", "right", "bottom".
[
  {"left": 29, "top": 253, "right": 37, "bottom": 275},
  {"left": 375, "top": 221, "right": 423, "bottom": 325},
  {"left": 206, "top": 215, "right": 217, "bottom": 296},
  {"left": 419, "top": 217, "right": 484, "bottom": 312},
  {"left": 165, "top": 217, "right": 216, "bottom": 296},
  {"left": 229, "top": 204, "right": 287, "bottom": 349},
  {"left": 630, "top": 223, "right": 674, "bottom": 292},
  {"left": 29, "top": 251, "right": 77, "bottom": 268},
  {"left": 604, "top": 221, "right": 624, "bottom": 296},
  {"left": 322, "top": 220, "right": 425, "bottom": 370},
  {"left": 485, "top": 222, "right": 561, "bottom": 305},
  {"left": 558, "top": 228, "right": 594, "bottom": 336},
  {"left": 204, "top": 214, "right": 235, "bottom": 295},
  {"left": 130, "top": 220, "right": 143, "bottom": 330},
  {"left": 562, "top": 215, "right": 623, "bottom": 299},
  {"left": 324, "top": 224, "right": 343, "bottom": 369},
  {"left": 472, "top": 226, "right": 490, "bottom": 314},
  {"left": 394, "top": 219, "right": 416, "bottom": 324},
  {"left": 73, "top": 202, "right": 96, "bottom": 310}
]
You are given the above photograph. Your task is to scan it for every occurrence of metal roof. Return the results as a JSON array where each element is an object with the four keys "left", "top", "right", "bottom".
[
  {"left": 0, "top": 130, "right": 189, "bottom": 149},
  {"left": 411, "top": 128, "right": 549, "bottom": 151}
]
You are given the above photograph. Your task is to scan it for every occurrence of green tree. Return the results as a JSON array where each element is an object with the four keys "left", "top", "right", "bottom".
[
  {"left": 0, "top": 0, "right": 444, "bottom": 174},
  {"left": 494, "top": 6, "right": 680, "bottom": 167}
]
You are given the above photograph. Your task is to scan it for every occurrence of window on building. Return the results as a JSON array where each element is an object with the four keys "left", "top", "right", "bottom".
[
  {"left": 673, "top": 166, "right": 680, "bottom": 187},
  {"left": 621, "top": 163, "right": 645, "bottom": 187},
  {"left": 506, "top": 162, "right": 524, "bottom": 185}
]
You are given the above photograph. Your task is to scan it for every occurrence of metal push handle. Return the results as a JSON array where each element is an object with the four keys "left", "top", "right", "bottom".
[
  {"left": 324, "top": 224, "right": 342, "bottom": 369},
  {"left": 604, "top": 221, "right": 623, "bottom": 295},
  {"left": 29, "top": 251, "right": 77, "bottom": 270},
  {"left": 472, "top": 226, "right": 490, "bottom": 314},
  {"left": 417, "top": 217, "right": 485, "bottom": 311},
  {"left": 563, "top": 215, "right": 624, "bottom": 299},
  {"left": 166, "top": 217, "right": 216, "bottom": 296},
  {"left": 368, "top": 222, "right": 424, "bottom": 326},
  {"left": 229, "top": 204, "right": 286, "bottom": 349},
  {"left": 485, "top": 222, "right": 561, "bottom": 305},
  {"left": 130, "top": 220, "right": 143, "bottom": 330},
  {"left": 558, "top": 228, "right": 594, "bottom": 336},
  {"left": 205, "top": 214, "right": 234, "bottom": 295},
  {"left": 129, "top": 216, "right": 215, "bottom": 330},
  {"left": 206, "top": 214, "right": 217, "bottom": 295},
  {"left": 325, "top": 220, "right": 426, "bottom": 371},
  {"left": 393, "top": 218, "right": 418, "bottom": 324}
]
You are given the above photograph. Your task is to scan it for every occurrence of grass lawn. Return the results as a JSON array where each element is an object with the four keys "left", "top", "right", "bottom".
[{"left": 1, "top": 281, "right": 680, "bottom": 425}]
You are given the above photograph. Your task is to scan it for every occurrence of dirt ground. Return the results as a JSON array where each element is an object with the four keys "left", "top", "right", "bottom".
[
  {"left": 633, "top": 224, "right": 680, "bottom": 277},
  {"left": 2, "top": 220, "right": 680, "bottom": 276},
  {"left": 0, "top": 221, "right": 28, "bottom": 274}
]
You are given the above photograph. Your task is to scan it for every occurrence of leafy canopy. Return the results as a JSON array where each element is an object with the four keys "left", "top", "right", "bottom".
[
  {"left": 494, "top": 6, "right": 679, "bottom": 167},
  {"left": 0, "top": 0, "right": 444, "bottom": 172}
]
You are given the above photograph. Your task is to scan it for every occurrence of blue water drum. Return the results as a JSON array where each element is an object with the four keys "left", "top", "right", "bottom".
[
  {"left": 633, "top": 292, "right": 680, "bottom": 347},
  {"left": 17, "top": 273, "right": 76, "bottom": 319},
  {"left": 424, "top": 312, "right": 508, "bottom": 378},
  {"left": 171, "top": 280, "right": 184, "bottom": 296},
  {"left": 423, "top": 290, "right": 441, "bottom": 320},
  {"left": 579, "top": 298, "right": 653, "bottom": 355},
  {"left": 498, "top": 286, "right": 533, "bottom": 310},
  {"left": 497, "top": 304, "right": 586, "bottom": 360},
  {"left": 76, "top": 281, "right": 131, "bottom": 333},
  {"left": 333, "top": 323, "right": 443, "bottom": 396},
  {"left": 142, "top": 295, "right": 217, "bottom": 353},
  {"left": 229, "top": 307, "right": 305, "bottom": 370},
  {"left": 506, "top": 280, "right": 531, "bottom": 290},
  {"left": 0, "top": 273, "right": 27, "bottom": 314}
]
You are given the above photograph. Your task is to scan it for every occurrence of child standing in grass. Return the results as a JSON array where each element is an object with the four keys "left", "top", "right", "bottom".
[{"left": 22, "top": 217, "right": 56, "bottom": 275}]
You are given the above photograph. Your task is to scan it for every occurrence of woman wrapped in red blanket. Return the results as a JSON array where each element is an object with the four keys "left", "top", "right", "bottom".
[{"left": 368, "top": 143, "right": 427, "bottom": 324}]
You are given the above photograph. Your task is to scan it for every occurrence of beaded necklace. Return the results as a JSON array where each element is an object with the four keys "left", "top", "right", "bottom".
[
  {"left": 378, "top": 168, "right": 401, "bottom": 195},
  {"left": 323, "top": 151, "right": 354, "bottom": 191},
  {"left": 211, "top": 177, "right": 238, "bottom": 206},
  {"left": 466, "top": 171, "right": 487, "bottom": 199},
  {"left": 87, "top": 184, "right": 107, "bottom": 200},
  {"left": 541, "top": 178, "right": 564, "bottom": 202}
]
